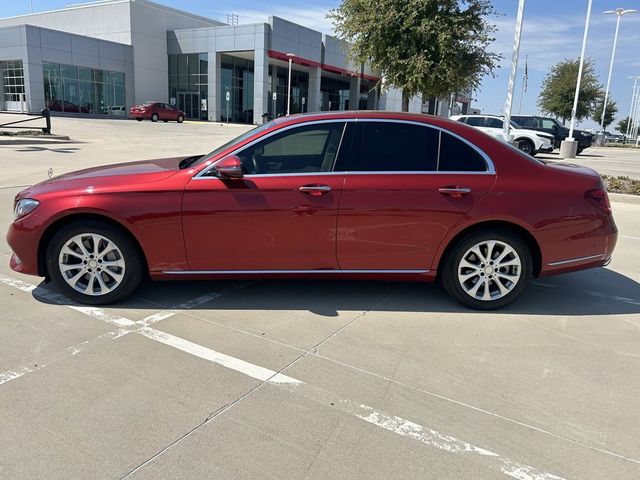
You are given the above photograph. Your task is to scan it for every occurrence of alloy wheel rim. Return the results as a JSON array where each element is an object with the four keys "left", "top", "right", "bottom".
[
  {"left": 457, "top": 240, "right": 521, "bottom": 301},
  {"left": 58, "top": 233, "right": 125, "bottom": 296},
  {"left": 519, "top": 142, "right": 532, "bottom": 154}
]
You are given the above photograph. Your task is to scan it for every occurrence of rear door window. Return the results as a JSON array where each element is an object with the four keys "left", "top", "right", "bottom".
[
  {"left": 352, "top": 122, "right": 439, "bottom": 172},
  {"left": 466, "top": 117, "right": 485, "bottom": 127},
  {"left": 484, "top": 118, "right": 503, "bottom": 129}
]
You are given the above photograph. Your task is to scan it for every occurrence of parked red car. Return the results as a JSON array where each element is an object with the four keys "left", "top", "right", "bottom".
[
  {"left": 130, "top": 102, "right": 185, "bottom": 123},
  {"left": 7, "top": 111, "right": 617, "bottom": 309}
]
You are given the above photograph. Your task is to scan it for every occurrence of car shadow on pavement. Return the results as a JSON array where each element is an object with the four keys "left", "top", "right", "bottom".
[{"left": 31, "top": 267, "right": 640, "bottom": 317}]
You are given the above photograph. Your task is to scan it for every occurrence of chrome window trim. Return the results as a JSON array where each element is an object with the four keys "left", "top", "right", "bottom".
[
  {"left": 547, "top": 254, "right": 604, "bottom": 266},
  {"left": 193, "top": 117, "right": 496, "bottom": 180},
  {"left": 162, "top": 269, "right": 430, "bottom": 275}
]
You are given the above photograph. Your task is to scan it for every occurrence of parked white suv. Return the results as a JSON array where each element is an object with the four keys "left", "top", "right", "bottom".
[{"left": 451, "top": 114, "right": 554, "bottom": 156}]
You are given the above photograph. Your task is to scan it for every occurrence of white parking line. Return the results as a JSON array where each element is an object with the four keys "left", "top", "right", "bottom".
[
  {"left": 620, "top": 235, "right": 640, "bottom": 241},
  {"left": 0, "top": 273, "right": 135, "bottom": 328},
  {"left": 138, "top": 327, "right": 300, "bottom": 384}
]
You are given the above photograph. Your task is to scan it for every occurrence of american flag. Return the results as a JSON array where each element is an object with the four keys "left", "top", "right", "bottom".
[{"left": 523, "top": 55, "right": 528, "bottom": 93}]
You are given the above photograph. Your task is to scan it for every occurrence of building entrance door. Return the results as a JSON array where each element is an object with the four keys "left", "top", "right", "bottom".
[{"left": 178, "top": 92, "right": 199, "bottom": 120}]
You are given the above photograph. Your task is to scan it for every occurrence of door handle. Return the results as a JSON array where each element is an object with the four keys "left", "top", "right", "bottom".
[
  {"left": 298, "top": 185, "right": 332, "bottom": 196},
  {"left": 438, "top": 186, "right": 471, "bottom": 198}
]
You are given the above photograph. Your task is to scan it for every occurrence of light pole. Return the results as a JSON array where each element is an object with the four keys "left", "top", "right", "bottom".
[
  {"left": 626, "top": 76, "right": 639, "bottom": 139},
  {"left": 561, "top": 0, "right": 593, "bottom": 159},
  {"left": 599, "top": 8, "right": 637, "bottom": 137},
  {"left": 503, "top": 0, "right": 525, "bottom": 141},
  {"left": 286, "top": 53, "right": 295, "bottom": 115}
]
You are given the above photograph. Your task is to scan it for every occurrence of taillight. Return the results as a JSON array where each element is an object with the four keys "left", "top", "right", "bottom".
[{"left": 584, "top": 189, "right": 611, "bottom": 214}]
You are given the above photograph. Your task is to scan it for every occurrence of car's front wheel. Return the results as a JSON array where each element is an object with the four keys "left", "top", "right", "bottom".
[
  {"left": 46, "top": 221, "right": 144, "bottom": 305},
  {"left": 177, "top": 115, "right": 184, "bottom": 123},
  {"left": 517, "top": 139, "right": 535, "bottom": 156},
  {"left": 151, "top": 113, "right": 159, "bottom": 122},
  {"left": 442, "top": 230, "right": 532, "bottom": 310}
]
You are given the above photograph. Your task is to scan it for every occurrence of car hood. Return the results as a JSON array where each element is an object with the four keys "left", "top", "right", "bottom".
[{"left": 17, "top": 156, "right": 185, "bottom": 199}]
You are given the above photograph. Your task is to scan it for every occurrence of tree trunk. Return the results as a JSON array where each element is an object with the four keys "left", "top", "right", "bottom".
[{"left": 402, "top": 90, "right": 410, "bottom": 112}]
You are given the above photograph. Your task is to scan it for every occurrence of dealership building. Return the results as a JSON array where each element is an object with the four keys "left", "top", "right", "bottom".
[{"left": 0, "top": 0, "right": 472, "bottom": 124}]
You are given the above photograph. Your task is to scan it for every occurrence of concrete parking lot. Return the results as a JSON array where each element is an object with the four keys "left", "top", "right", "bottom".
[{"left": 1, "top": 116, "right": 639, "bottom": 479}]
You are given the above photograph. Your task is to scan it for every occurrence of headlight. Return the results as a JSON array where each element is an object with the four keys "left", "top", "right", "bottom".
[{"left": 14, "top": 198, "right": 40, "bottom": 220}]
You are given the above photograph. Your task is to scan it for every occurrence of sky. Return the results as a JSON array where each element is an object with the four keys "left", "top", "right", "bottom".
[{"left": 7, "top": 0, "right": 640, "bottom": 131}]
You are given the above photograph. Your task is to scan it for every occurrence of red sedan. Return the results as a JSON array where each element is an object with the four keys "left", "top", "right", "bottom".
[
  {"left": 7, "top": 112, "right": 617, "bottom": 309},
  {"left": 130, "top": 102, "right": 185, "bottom": 123}
]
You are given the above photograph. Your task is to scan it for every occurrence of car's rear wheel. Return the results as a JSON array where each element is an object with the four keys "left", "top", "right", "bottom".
[
  {"left": 46, "top": 221, "right": 144, "bottom": 305},
  {"left": 151, "top": 113, "right": 159, "bottom": 122},
  {"left": 442, "top": 230, "right": 532, "bottom": 310},
  {"left": 136, "top": 117, "right": 143, "bottom": 122},
  {"left": 177, "top": 115, "right": 184, "bottom": 123},
  {"left": 577, "top": 147, "right": 584, "bottom": 155},
  {"left": 516, "top": 139, "right": 535, "bottom": 156}
]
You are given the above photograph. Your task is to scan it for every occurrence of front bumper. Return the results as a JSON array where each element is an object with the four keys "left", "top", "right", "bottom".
[{"left": 6, "top": 218, "right": 44, "bottom": 277}]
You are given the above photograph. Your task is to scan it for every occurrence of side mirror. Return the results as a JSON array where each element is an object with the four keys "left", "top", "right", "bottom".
[
  {"left": 551, "top": 124, "right": 558, "bottom": 131},
  {"left": 215, "top": 155, "right": 243, "bottom": 179}
]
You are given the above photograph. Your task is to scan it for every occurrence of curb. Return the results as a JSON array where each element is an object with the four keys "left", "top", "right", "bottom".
[
  {"left": 609, "top": 192, "right": 640, "bottom": 205},
  {"left": 0, "top": 135, "right": 72, "bottom": 145}
]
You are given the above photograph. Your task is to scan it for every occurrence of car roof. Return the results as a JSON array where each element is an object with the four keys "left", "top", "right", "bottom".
[{"left": 273, "top": 110, "right": 471, "bottom": 131}]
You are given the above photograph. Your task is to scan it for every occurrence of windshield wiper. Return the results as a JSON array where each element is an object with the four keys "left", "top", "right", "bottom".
[{"left": 179, "top": 155, "right": 204, "bottom": 169}]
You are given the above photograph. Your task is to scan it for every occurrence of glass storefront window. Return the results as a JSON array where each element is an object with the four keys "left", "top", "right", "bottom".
[
  {"left": 321, "top": 77, "right": 350, "bottom": 111},
  {"left": 168, "top": 53, "right": 208, "bottom": 121},
  {"left": 42, "top": 62, "right": 125, "bottom": 115},
  {"left": 1, "top": 60, "right": 26, "bottom": 111},
  {"left": 220, "top": 54, "right": 254, "bottom": 124},
  {"left": 267, "top": 65, "right": 308, "bottom": 119}
]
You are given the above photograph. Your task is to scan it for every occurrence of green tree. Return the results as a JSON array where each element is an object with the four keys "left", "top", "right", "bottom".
[
  {"left": 593, "top": 97, "right": 618, "bottom": 130},
  {"left": 616, "top": 116, "right": 630, "bottom": 135},
  {"left": 538, "top": 59, "right": 603, "bottom": 124},
  {"left": 329, "top": 0, "right": 500, "bottom": 111}
]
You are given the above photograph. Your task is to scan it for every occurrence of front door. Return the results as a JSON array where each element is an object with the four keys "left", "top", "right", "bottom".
[
  {"left": 182, "top": 121, "right": 347, "bottom": 271},
  {"left": 178, "top": 93, "right": 199, "bottom": 120},
  {"left": 336, "top": 121, "right": 496, "bottom": 270}
]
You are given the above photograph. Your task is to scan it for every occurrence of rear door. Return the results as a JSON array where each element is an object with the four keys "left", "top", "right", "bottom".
[{"left": 336, "top": 120, "right": 496, "bottom": 271}]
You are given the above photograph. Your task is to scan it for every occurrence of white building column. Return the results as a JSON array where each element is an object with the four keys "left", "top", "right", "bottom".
[
  {"left": 207, "top": 52, "right": 221, "bottom": 122},
  {"left": 307, "top": 66, "right": 322, "bottom": 112},
  {"left": 253, "top": 48, "right": 269, "bottom": 124}
]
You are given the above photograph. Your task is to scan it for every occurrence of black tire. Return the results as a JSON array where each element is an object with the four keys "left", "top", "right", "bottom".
[
  {"left": 576, "top": 147, "right": 584, "bottom": 155},
  {"left": 46, "top": 221, "right": 145, "bottom": 305},
  {"left": 516, "top": 139, "right": 535, "bottom": 156},
  {"left": 151, "top": 113, "right": 159, "bottom": 122},
  {"left": 177, "top": 115, "right": 184, "bottom": 123},
  {"left": 441, "top": 229, "right": 533, "bottom": 310},
  {"left": 163, "top": 119, "right": 168, "bottom": 123},
  {"left": 136, "top": 117, "right": 143, "bottom": 122}
]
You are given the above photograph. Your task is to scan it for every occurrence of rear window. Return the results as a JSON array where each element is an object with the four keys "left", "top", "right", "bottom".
[{"left": 512, "top": 116, "right": 535, "bottom": 128}]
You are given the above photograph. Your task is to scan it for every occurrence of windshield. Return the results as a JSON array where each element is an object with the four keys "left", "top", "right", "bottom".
[{"left": 183, "top": 121, "right": 276, "bottom": 169}]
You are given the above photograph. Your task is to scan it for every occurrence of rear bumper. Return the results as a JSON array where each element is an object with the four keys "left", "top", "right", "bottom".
[{"left": 538, "top": 220, "right": 617, "bottom": 277}]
